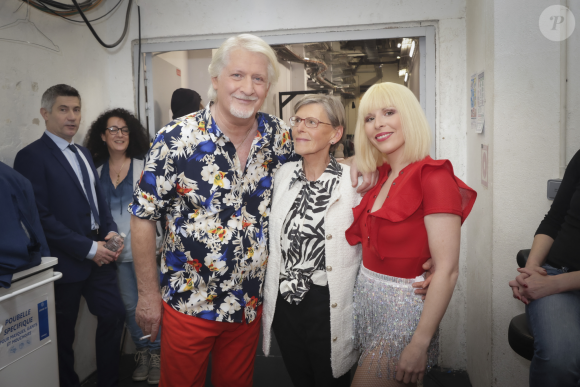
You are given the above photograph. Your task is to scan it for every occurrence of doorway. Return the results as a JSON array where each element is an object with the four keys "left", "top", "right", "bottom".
[{"left": 133, "top": 26, "right": 436, "bottom": 156}]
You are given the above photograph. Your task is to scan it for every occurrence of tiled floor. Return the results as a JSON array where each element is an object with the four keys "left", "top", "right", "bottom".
[{"left": 82, "top": 332, "right": 472, "bottom": 387}]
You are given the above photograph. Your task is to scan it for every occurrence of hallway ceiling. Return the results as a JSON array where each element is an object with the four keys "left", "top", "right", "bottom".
[{"left": 272, "top": 38, "right": 417, "bottom": 99}]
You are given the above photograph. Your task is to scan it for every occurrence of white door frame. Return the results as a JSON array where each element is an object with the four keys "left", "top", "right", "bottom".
[{"left": 133, "top": 26, "right": 436, "bottom": 156}]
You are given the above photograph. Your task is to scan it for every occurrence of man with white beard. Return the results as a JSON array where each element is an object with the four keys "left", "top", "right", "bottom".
[{"left": 129, "top": 34, "right": 374, "bottom": 386}]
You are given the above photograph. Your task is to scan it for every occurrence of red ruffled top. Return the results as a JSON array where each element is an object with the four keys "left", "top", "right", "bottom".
[{"left": 345, "top": 156, "right": 477, "bottom": 278}]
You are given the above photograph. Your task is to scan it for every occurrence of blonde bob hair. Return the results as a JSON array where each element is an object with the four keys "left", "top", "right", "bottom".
[
  {"left": 354, "top": 82, "right": 431, "bottom": 173},
  {"left": 207, "top": 34, "right": 279, "bottom": 102}
]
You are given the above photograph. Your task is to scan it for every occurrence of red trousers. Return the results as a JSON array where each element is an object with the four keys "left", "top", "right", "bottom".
[{"left": 159, "top": 301, "right": 262, "bottom": 387}]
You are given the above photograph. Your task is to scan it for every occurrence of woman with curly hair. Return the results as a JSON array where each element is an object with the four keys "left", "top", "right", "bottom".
[{"left": 85, "top": 108, "right": 163, "bottom": 384}]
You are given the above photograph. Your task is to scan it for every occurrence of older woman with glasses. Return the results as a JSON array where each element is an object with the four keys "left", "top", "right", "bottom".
[
  {"left": 85, "top": 108, "right": 163, "bottom": 384},
  {"left": 262, "top": 94, "right": 361, "bottom": 386}
]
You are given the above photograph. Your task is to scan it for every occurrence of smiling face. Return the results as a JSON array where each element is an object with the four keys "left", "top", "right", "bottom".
[
  {"left": 101, "top": 116, "right": 130, "bottom": 155},
  {"left": 41, "top": 96, "right": 81, "bottom": 142},
  {"left": 211, "top": 49, "right": 270, "bottom": 121},
  {"left": 292, "top": 103, "right": 342, "bottom": 158},
  {"left": 364, "top": 106, "right": 405, "bottom": 160}
]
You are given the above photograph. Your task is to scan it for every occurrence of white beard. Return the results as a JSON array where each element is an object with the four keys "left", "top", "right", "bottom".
[{"left": 230, "top": 105, "right": 254, "bottom": 119}]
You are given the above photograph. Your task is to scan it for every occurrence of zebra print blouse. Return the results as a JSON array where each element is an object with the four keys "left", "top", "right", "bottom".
[{"left": 279, "top": 155, "right": 342, "bottom": 304}]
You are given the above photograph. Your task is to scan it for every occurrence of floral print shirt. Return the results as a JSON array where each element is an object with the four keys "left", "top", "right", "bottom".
[
  {"left": 279, "top": 156, "right": 342, "bottom": 304},
  {"left": 129, "top": 108, "right": 296, "bottom": 323}
]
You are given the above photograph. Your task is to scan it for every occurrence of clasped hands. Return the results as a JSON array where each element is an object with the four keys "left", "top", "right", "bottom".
[{"left": 509, "top": 266, "right": 557, "bottom": 304}]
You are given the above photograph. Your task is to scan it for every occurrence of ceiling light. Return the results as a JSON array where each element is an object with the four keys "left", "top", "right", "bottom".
[
  {"left": 404, "top": 72, "right": 408, "bottom": 82},
  {"left": 397, "top": 56, "right": 401, "bottom": 59},
  {"left": 410, "top": 41, "right": 416, "bottom": 58},
  {"left": 397, "top": 43, "right": 401, "bottom": 48},
  {"left": 399, "top": 69, "right": 406, "bottom": 77}
]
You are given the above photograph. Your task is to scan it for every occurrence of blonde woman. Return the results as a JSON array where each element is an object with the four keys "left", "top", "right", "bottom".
[{"left": 345, "top": 82, "right": 477, "bottom": 386}]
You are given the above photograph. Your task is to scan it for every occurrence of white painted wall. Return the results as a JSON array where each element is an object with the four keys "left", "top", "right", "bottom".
[
  {"left": 187, "top": 49, "right": 212, "bottom": 106},
  {"left": 0, "top": 0, "right": 472, "bottom": 379},
  {"left": 465, "top": 1, "right": 494, "bottom": 386},
  {"left": 151, "top": 55, "right": 181, "bottom": 129},
  {"left": 491, "top": 1, "right": 563, "bottom": 386},
  {"left": 261, "top": 60, "right": 292, "bottom": 119},
  {"left": 157, "top": 50, "right": 188, "bottom": 88}
]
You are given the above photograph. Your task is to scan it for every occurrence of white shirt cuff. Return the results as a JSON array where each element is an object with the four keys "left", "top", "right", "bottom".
[{"left": 86, "top": 241, "right": 98, "bottom": 260}]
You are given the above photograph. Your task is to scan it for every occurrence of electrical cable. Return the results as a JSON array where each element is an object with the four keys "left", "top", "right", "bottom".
[
  {"left": 32, "top": 0, "right": 96, "bottom": 11},
  {"left": 32, "top": 0, "right": 123, "bottom": 23},
  {"left": 26, "top": 0, "right": 101, "bottom": 16},
  {"left": 70, "top": 0, "right": 133, "bottom": 48}
]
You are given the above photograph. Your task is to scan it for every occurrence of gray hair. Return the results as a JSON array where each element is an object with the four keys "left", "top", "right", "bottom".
[
  {"left": 294, "top": 94, "right": 346, "bottom": 152},
  {"left": 207, "top": 34, "right": 279, "bottom": 102},
  {"left": 41, "top": 84, "right": 81, "bottom": 112}
]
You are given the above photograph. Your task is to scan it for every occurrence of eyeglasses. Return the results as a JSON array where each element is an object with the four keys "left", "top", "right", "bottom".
[
  {"left": 289, "top": 116, "right": 332, "bottom": 129},
  {"left": 106, "top": 126, "right": 130, "bottom": 135}
]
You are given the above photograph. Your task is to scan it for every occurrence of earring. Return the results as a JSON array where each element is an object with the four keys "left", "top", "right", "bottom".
[{"left": 330, "top": 141, "right": 334, "bottom": 144}]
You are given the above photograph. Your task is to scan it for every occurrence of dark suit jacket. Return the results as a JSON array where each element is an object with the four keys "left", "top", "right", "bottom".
[
  {"left": 14, "top": 133, "right": 118, "bottom": 283},
  {"left": 0, "top": 161, "right": 50, "bottom": 288}
]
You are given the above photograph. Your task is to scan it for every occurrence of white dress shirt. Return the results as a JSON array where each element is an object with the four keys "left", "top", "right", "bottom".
[{"left": 44, "top": 130, "right": 99, "bottom": 259}]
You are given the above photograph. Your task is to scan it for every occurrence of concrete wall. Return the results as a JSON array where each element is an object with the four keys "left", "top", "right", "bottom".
[
  {"left": 465, "top": 0, "right": 494, "bottom": 386},
  {"left": 0, "top": 0, "right": 469, "bottom": 379},
  {"left": 491, "top": 1, "right": 564, "bottom": 386}
]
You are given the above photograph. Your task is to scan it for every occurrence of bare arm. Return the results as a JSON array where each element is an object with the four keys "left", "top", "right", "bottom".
[
  {"left": 131, "top": 215, "right": 163, "bottom": 342},
  {"left": 396, "top": 213, "right": 461, "bottom": 384},
  {"left": 525, "top": 234, "right": 554, "bottom": 268}
]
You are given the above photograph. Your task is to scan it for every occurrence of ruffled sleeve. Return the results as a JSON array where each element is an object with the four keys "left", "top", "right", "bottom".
[{"left": 372, "top": 157, "right": 476, "bottom": 224}]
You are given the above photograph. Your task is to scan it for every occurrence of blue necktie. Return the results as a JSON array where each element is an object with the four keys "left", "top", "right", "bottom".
[{"left": 68, "top": 144, "right": 100, "bottom": 227}]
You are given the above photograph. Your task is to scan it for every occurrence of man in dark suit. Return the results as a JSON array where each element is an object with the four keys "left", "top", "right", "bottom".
[{"left": 14, "top": 84, "right": 126, "bottom": 387}]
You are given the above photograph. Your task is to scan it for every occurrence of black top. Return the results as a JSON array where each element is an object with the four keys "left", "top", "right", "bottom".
[{"left": 536, "top": 149, "right": 580, "bottom": 272}]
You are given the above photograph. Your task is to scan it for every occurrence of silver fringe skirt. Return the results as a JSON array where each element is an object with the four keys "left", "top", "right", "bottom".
[{"left": 353, "top": 264, "right": 439, "bottom": 379}]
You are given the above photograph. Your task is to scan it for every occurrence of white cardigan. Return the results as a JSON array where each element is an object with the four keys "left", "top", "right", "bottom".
[
  {"left": 262, "top": 161, "right": 362, "bottom": 378},
  {"left": 97, "top": 158, "right": 163, "bottom": 248}
]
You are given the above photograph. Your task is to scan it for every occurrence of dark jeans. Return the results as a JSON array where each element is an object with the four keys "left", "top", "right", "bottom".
[
  {"left": 272, "top": 285, "right": 350, "bottom": 387},
  {"left": 526, "top": 264, "right": 580, "bottom": 387},
  {"left": 55, "top": 264, "right": 125, "bottom": 387}
]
